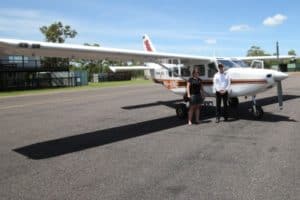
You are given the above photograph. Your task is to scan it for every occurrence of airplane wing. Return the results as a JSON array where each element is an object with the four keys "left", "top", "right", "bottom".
[
  {"left": 234, "top": 55, "right": 296, "bottom": 61},
  {"left": 0, "top": 38, "right": 213, "bottom": 63}
]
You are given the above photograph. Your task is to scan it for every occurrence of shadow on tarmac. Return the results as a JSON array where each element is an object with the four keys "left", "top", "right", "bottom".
[
  {"left": 14, "top": 95, "right": 298, "bottom": 160},
  {"left": 14, "top": 116, "right": 186, "bottom": 160}
]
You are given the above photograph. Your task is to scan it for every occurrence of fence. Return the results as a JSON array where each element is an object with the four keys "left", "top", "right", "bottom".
[
  {"left": 98, "top": 72, "right": 131, "bottom": 82},
  {"left": 0, "top": 77, "right": 79, "bottom": 91}
]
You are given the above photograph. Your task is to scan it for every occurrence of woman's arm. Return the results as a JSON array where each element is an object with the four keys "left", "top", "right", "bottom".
[{"left": 186, "top": 81, "right": 191, "bottom": 98}]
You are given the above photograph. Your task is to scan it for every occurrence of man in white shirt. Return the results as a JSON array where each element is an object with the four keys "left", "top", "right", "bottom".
[{"left": 213, "top": 64, "right": 231, "bottom": 123}]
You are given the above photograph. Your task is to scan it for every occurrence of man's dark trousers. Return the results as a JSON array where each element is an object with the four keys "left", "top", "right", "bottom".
[{"left": 216, "top": 91, "right": 228, "bottom": 120}]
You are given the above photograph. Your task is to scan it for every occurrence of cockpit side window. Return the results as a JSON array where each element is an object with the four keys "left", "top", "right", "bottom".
[
  {"left": 217, "top": 60, "right": 236, "bottom": 69},
  {"left": 231, "top": 60, "right": 249, "bottom": 67},
  {"left": 208, "top": 63, "right": 217, "bottom": 78}
]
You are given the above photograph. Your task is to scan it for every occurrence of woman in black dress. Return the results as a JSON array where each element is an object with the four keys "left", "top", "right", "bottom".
[{"left": 186, "top": 69, "right": 205, "bottom": 125}]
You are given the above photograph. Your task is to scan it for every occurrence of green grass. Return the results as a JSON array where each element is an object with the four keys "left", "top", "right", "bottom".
[
  {"left": 0, "top": 79, "right": 152, "bottom": 98},
  {"left": 88, "top": 79, "right": 151, "bottom": 88}
]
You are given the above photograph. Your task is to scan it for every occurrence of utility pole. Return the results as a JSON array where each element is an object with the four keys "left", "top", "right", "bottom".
[
  {"left": 276, "top": 41, "right": 280, "bottom": 71},
  {"left": 276, "top": 41, "right": 279, "bottom": 59}
]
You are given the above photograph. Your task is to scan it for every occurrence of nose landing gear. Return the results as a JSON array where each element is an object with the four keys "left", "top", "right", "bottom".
[{"left": 249, "top": 96, "right": 264, "bottom": 119}]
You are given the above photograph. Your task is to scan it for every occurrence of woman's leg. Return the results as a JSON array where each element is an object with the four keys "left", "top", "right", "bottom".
[{"left": 188, "top": 105, "right": 195, "bottom": 125}]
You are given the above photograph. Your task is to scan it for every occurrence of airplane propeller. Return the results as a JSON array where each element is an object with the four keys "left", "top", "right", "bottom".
[
  {"left": 277, "top": 81, "right": 283, "bottom": 110},
  {"left": 273, "top": 71, "right": 288, "bottom": 110}
]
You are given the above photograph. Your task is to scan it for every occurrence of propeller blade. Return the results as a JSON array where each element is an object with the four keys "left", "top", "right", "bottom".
[{"left": 277, "top": 81, "right": 283, "bottom": 110}]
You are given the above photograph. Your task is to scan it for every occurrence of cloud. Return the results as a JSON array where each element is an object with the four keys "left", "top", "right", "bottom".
[
  {"left": 0, "top": 8, "right": 80, "bottom": 41},
  {"left": 229, "top": 24, "right": 251, "bottom": 32},
  {"left": 0, "top": 8, "right": 40, "bottom": 18},
  {"left": 263, "top": 14, "right": 287, "bottom": 26},
  {"left": 204, "top": 38, "right": 217, "bottom": 45}
]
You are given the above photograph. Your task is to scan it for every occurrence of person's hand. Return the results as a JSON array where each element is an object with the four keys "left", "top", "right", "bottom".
[{"left": 185, "top": 94, "right": 190, "bottom": 102}]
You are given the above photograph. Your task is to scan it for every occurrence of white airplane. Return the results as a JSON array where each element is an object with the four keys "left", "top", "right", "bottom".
[
  {"left": 0, "top": 36, "right": 293, "bottom": 119},
  {"left": 110, "top": 35, "right": 291, "bottom": 119}
]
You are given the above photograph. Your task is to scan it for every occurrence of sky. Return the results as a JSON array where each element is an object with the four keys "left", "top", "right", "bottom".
[{"left": 0, "top": 0, "right": 299, "bottom": 57}]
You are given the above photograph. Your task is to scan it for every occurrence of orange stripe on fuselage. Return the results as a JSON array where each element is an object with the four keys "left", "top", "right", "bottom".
[
  {"left": 153, "top": 79, "right": 267, "bottom": 89},
  {"left": 203, "top": 79, "right": 267, "bottom": 85}
]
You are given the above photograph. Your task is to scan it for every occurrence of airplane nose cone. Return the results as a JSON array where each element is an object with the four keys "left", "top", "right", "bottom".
[{"left": 273, "top": 71, "right": 288, "bottom": 81}]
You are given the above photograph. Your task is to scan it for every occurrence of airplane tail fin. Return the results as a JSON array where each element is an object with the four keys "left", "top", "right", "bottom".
[{"left": 143, "top": 34, "right": 156, "bottom": 52}]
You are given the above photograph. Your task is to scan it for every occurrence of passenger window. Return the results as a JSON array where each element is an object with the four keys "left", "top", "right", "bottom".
[
  {"left": 208, "top": 63, "right": 217, "bottom": 78},
  {"left": 194, "top": 65, "right": 205, "bottom": 76},
  {"left": 181, "top": 68, "right": 191, "bottom": 77}
]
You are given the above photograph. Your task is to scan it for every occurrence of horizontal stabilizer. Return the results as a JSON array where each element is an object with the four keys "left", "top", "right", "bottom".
[{"left": 109, "top": 66, "right": 155, "bottom": 72}]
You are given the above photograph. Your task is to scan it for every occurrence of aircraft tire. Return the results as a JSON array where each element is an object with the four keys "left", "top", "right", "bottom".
[
  {"left": 251, "top": 105, "right": 264, "bottom": 120},
  {"left": 176, "top": 103, "right": 188, "bottom": 119},
  {"left": 229, "top": 97, "right": 239, "bottom": 108}
]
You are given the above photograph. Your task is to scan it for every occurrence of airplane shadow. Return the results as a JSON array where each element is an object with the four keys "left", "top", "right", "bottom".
[
  {"left": 124, "top": 95, "right": 299, "bottom": 123},
  {"left": 201, "top": 95, "right": 299, "bottom": 123},
  {"left": 122, "top": 99, "right": 180, "bottom": 110},
  {"left": 14, "top": 95, "right": 298, "bottom": 160},
  {"left": 14, "top": 116, "right": 186, "bottom": 160},
  {"left": 228, "top": 94, "right": 299, "bottom": 122}
]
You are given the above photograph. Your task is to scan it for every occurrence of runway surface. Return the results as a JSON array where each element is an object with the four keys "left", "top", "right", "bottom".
[{"left": 0, "top": 75, "right": 299, "bottom": 200}]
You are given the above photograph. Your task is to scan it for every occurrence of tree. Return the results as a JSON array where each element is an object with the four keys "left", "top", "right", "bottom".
[
  {"left": 288, "top": 49, "right": 296, "bottom": 56},
  {"left": 40, "top": 22, "right": 77, "bottom": 68},
  {"left": 246, "top": 46, "right": 270, "bottom": 56},
  {"left": 70, "top": 43, "right": 110, "bottom": 80},
  {"left": 40, "top": 21, "right": 77, "bottom": 43}
]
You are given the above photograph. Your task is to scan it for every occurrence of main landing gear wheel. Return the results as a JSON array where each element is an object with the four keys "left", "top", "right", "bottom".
[
  {"left": 176, "top": 103, "right": 188, "bottom": 119},
  {"left": 250, "top": 105, "right": 264, "bottom": 120},
  {"left": 229, "top": 97, "right": 239, "bottom": 108}
]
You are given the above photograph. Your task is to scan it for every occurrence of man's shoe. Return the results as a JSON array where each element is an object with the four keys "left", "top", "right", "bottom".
[{"left": 224, "top": 118, "right": 228, "bottom": 121}]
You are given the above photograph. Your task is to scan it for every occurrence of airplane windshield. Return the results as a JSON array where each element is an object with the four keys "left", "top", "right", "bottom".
[
  {"left": 217, "top": 59, "right": 248, "bottom": 68},
  {"left": 231, "top": 60, "right": 249, "bottom": 67},
  {"left": 217, "top": 59, "right": 238, "bottom": 68}
]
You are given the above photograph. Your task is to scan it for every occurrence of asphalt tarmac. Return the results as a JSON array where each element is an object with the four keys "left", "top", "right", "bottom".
[{"left": 0, "top": 75, "right": 299, "bottom": 200}]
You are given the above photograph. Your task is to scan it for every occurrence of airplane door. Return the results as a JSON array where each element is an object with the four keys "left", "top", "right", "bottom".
[{"left": 250, "top": 60, "right": 264, "bottom": 69}]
